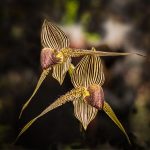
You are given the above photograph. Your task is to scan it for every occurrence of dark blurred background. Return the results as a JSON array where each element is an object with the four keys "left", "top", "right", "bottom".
[{"left": 0, "top": 0, "right": 150, "bottom": 149}]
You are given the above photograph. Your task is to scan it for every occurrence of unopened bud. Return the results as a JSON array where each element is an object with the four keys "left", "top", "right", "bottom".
[{"left": 85, "top": 84, "right": 104, "bottom": 110}]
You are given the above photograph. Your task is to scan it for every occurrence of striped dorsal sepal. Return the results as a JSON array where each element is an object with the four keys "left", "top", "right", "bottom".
[
  {"left": 71, "top": 55, "right": 105, "bottom": 88},
  {"left": 41, "top": 19, "right": 70, "bottom": 50}
]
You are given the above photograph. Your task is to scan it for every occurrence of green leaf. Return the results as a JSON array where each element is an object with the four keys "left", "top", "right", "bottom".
[{"left": 103, "top": 101, "right": 131, "bottom": 144}]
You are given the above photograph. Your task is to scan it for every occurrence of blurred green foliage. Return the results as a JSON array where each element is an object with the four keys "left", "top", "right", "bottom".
[
  {"left": 85, "top": 32, "right": 101, "bottom": 44},
  {"left": 62, "top": 0, "right": 79, "bottom": 25}
]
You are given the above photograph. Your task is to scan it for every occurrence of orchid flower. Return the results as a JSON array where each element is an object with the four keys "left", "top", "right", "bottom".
[
  {"left": 16, "top": 52, "right": 131, "bottom": 144},
  {"left": 19, "top": 19, "right": 144, "bottom": 119}
]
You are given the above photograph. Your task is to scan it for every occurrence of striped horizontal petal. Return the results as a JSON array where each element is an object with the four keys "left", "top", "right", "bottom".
[{"left": 70, "top": 49, "right": 145, "bottom": 58}]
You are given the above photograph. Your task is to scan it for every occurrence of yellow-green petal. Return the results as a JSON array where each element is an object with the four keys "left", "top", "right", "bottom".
[
  {"left": 103, "top": 101, "right": 131, "bottom": 144},
  {"left": 15, "top": 87, "right": 84, "bottom": 142},
  {"left": 19, "top": 68, "right": 50, "bottom": 119}
]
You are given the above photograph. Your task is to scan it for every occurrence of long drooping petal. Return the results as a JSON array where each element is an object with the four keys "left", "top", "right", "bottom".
[
  {"left": 15, "top": 87, "right": 85, "bottom": 142},
  {"left": 71, "top": 55, "right": 105, "bottom": 88},
  {"left": 70, "top": 49, "right": 145, "bottom": 57},
  {"left": 41, "top": 19, "right": 70, "bottom": 50},
  {"left": 103, "top": 101, "right": 131, "bottom": 144},
  {"left": 73, "top": 99, "right": 98, "bottom": 130},
  {"left": 19, "top": 68, "right": 50, "bottom": 118},
  {"left": 52, "top": 58, "right": 71, "bottom": 85}
]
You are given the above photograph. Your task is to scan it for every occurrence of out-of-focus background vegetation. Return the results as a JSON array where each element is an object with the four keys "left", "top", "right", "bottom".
[{"left": 0, "top": 0, "right": 149, "bottom": 149}]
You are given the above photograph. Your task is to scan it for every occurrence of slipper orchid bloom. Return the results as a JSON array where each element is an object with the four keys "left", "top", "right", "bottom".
[
  {"left": 16, "top": 53, "right": 131, "bottom": 144},
  {"left": 19, "top": 20, "right": 144, "bottom": 124}
]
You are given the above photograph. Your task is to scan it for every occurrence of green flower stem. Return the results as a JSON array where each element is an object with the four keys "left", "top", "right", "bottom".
[{"left": 68, "top": 63, "right": 75, "bottom": 76}]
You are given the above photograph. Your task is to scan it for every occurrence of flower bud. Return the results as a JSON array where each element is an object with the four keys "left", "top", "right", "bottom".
[{"left": 85, "top": 84, "right": 104, "bottom": 110}]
